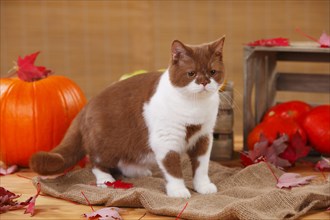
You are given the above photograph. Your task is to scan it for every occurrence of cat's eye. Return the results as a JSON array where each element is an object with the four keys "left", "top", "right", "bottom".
[
  {"left": 210, "top": 70, "right": 217, "bottom": 75},
  {"left": 187, "top": 71, "right": 196, "bottom": 77}
]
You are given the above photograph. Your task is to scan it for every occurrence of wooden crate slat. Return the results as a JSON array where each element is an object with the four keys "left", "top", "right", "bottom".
[
  {"left": 277, "top": 52, "right": 330, "bottom": 62},
  {"left": 276, "top": 72, "right": 330, "bottom": 93}
]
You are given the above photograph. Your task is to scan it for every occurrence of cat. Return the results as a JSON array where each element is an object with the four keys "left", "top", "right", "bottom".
[{"left": 30, "top": 36, "right": 225, "bottom": 198}]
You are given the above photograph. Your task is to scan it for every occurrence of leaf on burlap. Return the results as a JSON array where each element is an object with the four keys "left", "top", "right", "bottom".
[
  {"left": 276, "top": 173, "right": 315, "bottom": 189},
  {"left": 104, "top": 180, "right": 133, "bottom": 189},
  {"left": 83, "top": 207, "right": 122, "bottom": 220}
]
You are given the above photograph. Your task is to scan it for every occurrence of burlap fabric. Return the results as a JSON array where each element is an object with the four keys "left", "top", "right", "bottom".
[{"left": 32, "top": 158, "right": 330, "bottom": 220}]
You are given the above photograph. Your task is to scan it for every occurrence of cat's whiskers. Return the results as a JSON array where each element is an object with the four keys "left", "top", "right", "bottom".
[
  {"left": 219, "top": 92, "right": 241, "bottom": 114},
  {"left": 231, "top": 88, "right": 243, "bottom": 116}
]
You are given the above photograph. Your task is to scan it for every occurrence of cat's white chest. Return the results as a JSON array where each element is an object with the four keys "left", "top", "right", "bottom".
[{"left": 143, "top": 71, "right": 219, "bottom": 153}]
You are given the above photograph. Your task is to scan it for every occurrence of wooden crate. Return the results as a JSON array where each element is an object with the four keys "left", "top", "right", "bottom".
[
  {"left": 243, "top": 45, "right": 330, "bottom": 150},
  {"left": 211, "top": 81, "right": 234, "bottom": 161},
  {"left": 211, "top": 133, "right": 233, "bottom": 161}
]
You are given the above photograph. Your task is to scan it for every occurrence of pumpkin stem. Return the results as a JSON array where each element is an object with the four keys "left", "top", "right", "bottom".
[
  {"left": 6, "top": 61, "right": 19, "bottom": 77},
  {"left": 15, "top": 51, "right": 52, "bottom": 82}
]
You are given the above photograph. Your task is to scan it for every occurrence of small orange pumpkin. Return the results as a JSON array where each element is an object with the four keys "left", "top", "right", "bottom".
[{"left": 0, "top": 52, "right": 86, "bottom": 167}]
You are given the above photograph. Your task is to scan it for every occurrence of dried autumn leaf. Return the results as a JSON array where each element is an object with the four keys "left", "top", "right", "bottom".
[
  {"left": 248, "top": 134, "right": 269, "bottom": 161},
  {"left": 81, "top": 191, "right": 122, "bottom": 219},
  {"left": 104, "top": 180, "right": 133, "bottom": 189},
  {"left": 264, "top": 135, "right": 291, "bottom": 168},
  {"left": 83, "top": 207, "right": 122, "bottom": 220},
  {"left": 16, "top": 51, "right": 51, "bottom": 82},
  {"left": 318, "top": 32, "right": 330, "bottom": 47},
  {"left": 315, "top": 157, "right": 330, "bottom": 171},
  {"left": 0, "top": 187, "right": 31, "bottom": 213},
  {"left": 24, "top": 182, "right": 41, "bottom": 216},
  {"left": 280, "top": 132, "right": 310, "bottom": 164},
  {"left": 241, "top": 134, "right": 291, "bottom": 168},
  {"left": 240, "top": 153, "right": 265, "bottom": 167},
  {"left": 247, "top": 37, "right": 290, "bottom": 47},
  {"left": 296, "top": 28, "right": 330, "bottom": 48},
  {"left": 276, "top": 173, "right": 315, "bottom": 189},
  {"left": 240, "top": 153, "right": 255, "bottom": 167},
  {"left": 0, "top": 165, "right": 18, "bottom": 176}
]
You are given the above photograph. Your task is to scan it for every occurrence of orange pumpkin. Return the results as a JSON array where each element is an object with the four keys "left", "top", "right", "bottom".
[{"left": 0, "top": 52, "right": 86, "bottom": 167}]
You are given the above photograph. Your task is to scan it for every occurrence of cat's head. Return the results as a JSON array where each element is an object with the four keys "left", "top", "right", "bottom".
[{"left": 168, "top": 36, "right": 225, "bottom": 97}]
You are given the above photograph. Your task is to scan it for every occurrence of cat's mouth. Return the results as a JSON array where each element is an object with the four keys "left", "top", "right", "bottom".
[{"left": 196, "top": 86, "right": 214, "bottom": 94}]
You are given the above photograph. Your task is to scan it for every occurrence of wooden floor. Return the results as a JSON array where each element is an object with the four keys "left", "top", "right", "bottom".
[{"left": 1, "top": 136, "right": 329, "bottom": 220}]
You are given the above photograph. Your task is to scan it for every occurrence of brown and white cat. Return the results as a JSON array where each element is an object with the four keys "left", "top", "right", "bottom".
[{"left": 30, "top": 36, "right": 225, "bottom": 198}]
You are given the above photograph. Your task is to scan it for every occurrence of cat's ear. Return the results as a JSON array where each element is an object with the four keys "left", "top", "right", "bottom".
[
  {"left": 210, "top": 35, "right": 225, "bottom": 57},
  {"left": 171, "top": 40, "right": 189, "bottom": 62}
]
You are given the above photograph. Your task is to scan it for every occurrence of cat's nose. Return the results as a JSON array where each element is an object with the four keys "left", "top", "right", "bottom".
[{"left": 201, "top": 82, "right": 208, "bottom": 86}]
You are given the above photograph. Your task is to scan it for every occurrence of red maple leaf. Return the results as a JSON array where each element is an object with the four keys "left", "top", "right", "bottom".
[
  {"left": 296, "top": 28, "right": 330, "bottom": 48},
  {"left": 241, "top": 134, "right": 291, "bottom": 168},
  {"left": 16, "top": 51, "right": 52, "bottom": 82},
  {"left": 83, "top": 207, "right": 122, "bottom": 220},
  {"left": 248, "top": 134, "right": 269, "bottom": 161},
  {"left": 0, "top": 187, "right": 31, "bottom": 213},
  {"left": 280, "top": 132, "right": 311, "bottom": 164},
  {"left": 315, "top": 157, "right": 330, "bottom": 171},
  {"left": 264, "top": 135, "right": 292, "bottom": 168},
  {"left": 24, "top": 182, "right": 41, "bottom": 216},
  {"left": 242, "top": 132, "right": 310, "bottom": 168},
  {"left": 0, "top": 165, "right": 18, "bottom": 176},
  {"left": 247, "top": 37, "right": 290, "bottom": 47},
  {"left": 240, "top": 153, "right": 255, "bottom": 167},
  {"left": 276, "top": 173, "right": 315, "bottom": 189},
  {"left": 104, "top": 180, "right": 133, "bottom": 189},
  {"left": 318, "top": 32, "right": 330, "bottom": 47},
  {"left": 81, "top": 191, "right": 122, "bottom": 220}
]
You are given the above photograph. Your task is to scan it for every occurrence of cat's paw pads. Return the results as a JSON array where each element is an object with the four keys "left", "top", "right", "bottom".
[
  {"left": 195, "top": 182, "right": 217, "bottom": 194},
  {"left": 166, "top": 184, "right": 191, "bottom": 198}
]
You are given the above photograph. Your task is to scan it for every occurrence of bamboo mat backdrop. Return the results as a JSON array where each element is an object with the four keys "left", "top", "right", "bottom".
[{"left": 1, "top": 0, "right": 329, "bottom": 135}]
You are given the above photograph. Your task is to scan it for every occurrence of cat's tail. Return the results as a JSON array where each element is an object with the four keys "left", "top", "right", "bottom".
[{"left": 29, "top": 111, "right": 86, "bottom": 175}]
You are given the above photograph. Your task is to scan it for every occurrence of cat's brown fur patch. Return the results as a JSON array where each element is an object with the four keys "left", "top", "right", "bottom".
[
  {"left": 188, "top": 136, "right": 209, "bottom": 176},
  {"left": 162, "top": 150, "right": 182, "bottom": 178},
  {"left": 81, "top": 73, "right": 162, "bottom": 171},
  {"left": 185, "top": 124, "right": 202, "bottom": 142},
  {"left": 30, "top": 72, "right": 161, "bottom": 175}
]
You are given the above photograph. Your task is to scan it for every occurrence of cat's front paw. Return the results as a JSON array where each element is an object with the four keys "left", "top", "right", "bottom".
[
  {"left": 96, "top": 177, "right": 116, "bottom": 188},
  {"left": 166, "top": 183, "right": 191, "bottom": 198},
  {"left": 194, "top": 182, "right": 217, "bottom": 194},
  {"left": 92, "top": 168, "right": 115, "bottom": 188}
]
